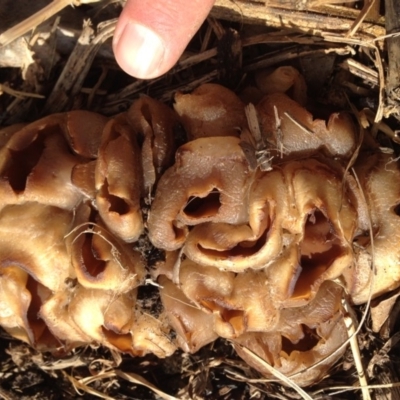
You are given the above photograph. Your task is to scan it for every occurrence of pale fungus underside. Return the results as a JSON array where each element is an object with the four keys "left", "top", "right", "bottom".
[{"left": 1, "top": 65, "right": 400, "bottom": 394}]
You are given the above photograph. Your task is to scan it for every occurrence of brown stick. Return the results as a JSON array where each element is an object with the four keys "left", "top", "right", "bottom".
[
  {"left": 0, "top": 0, "right": 73, "bottom": 47},
  {"left": 385, "top": 0, "right": 400, "bottom": 102},
  {"left": 211, "top": 0, "right": 385, "bottom": 38}
]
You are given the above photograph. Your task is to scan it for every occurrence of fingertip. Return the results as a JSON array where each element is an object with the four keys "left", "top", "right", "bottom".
[
  {"left": 113, "top": 22, "right": 166, "bottom": 80},
  {"left": 113, "top": 0, "right": 215, "bottom": 79}
]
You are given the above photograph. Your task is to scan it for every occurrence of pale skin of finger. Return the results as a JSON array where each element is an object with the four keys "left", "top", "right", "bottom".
[{"left": 113, "top": 0, "right": 215, "bottom": 79}]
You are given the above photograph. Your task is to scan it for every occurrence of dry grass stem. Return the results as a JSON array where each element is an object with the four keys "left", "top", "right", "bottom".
[
  {"left": 346, "top": 0, "right": 378, "bottom": 37},
  {"left": 339, "top": 59, "right": 379, "bottom": 86},
  {"left": 63, "top": 371, "right": 116, "bottom": 400},
  {"left": 115, "top": 370, "right": 180, "bottom": 400},
  {"left": 233, "top": 345, "right": 313, "bottom": 400},
  {"left": 212, "top": 0, "right": 385, "bottom": 38},
  {"left": 0, "top": 0, "right": 75, "bottom": 48},
  {"left": 342, "top": 298, "right": 372, "bottom": 400},
  {"left": 43, "top": 19, "right": 115, "bottom": 114},
  {"left": 245, "top": 103, "right": 263, "bottom": 144},
  {"left": 0, "top": 84, "right": 45, "bottom": 99}
]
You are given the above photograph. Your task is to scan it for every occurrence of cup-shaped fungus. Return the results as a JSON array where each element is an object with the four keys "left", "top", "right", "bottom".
[
  {"left": 95, "top": 116, "right": 144, "bottom": 243},
  {"left": 126, "top": 96, "right": 181, "bottom": 191},
  {"left": 158, "top": 274, "right": 219, "bottom": 352},
  {"left": 255, "top": 66, "right": 308, "bottom": 105},
  {"left": 0, "top": 123, "right": 26, "bottom": 147},
  {"left": 0, "top": 202, "right": 74, "bottom": 291},
  {"left": 66, "top": 203, "right": 144, "bottom": 293},
  {"left": 147, "top": 136, "right": 254, "bottom": 250},
  {"left": 62, "top": 110, "right": 108, "bottom": 158},
  {"left": 232, "top": 281, "right": 348, "bottom": 387},
  {"left": 131, "top": 312, "right": 177, "bottom": 358},
  {"left": 71, "top": 160, "right": 97, "bottom": 200},
  {"left": 257, "top": 93, "right": 356, "bottom": 159},
  {"left": 68, "top": 286, "right": 137, "bottom": 353},
  {"left": 182, "top": 165, "right": 287, "bottom": 272},
  {"left": 39, "top": 286, "right": 92, "bottom": 348},
  {"left": 272, "top": 158, "right": 357, "bottom": 305},
  {"left": 344, "top": 152, "right": 400, "bottom": 304},
  {"left": 0, "top": 263, "right": 61, "bottom": 350},
  {"left": 173, "top": 83, "right": 248, "bottom": 139},
  {"left": 0, "top": 265, "right": 36, "bottom": 344},
  {"left": 176, "top": 259, "right": 279, "bottom": 338},
  {"left": 0, "top": 114, "right": 83, "bottom": 210},
  {"left": 184, "top": 158, "right": 357, "bottom": 306}
]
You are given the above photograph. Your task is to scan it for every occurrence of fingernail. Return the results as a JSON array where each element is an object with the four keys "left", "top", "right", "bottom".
[{"left": 113, "top": 23, "right": 165, "bottom": 79}]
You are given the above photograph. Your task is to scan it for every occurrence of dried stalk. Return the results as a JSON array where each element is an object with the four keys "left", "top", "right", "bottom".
[
  {"left": 103, "top": 47, "right": 217, "bottom": 105},
  {"left": 212, "top": 0, "right": 385, "bottom": 38},
  {"left": 42, "top": 20, "right": 115, "bottom": 114},
  {"left": 340, "top": 59, "right": 379, "bottom": 87},
  {"left": 347, "top": 0, "right": 378, "bottom": 37},
  {"left": 232, "top": 345, "right": 313, "bottom": 400},
  {"left": 158, "top": 70, "right": 219, "bottom": 102},
  {"left": 385, "top": 0, "right": 400, "bottom": 104},
  {"left": 0, "top": 84, "right": 45, "bottom": 99},
  {"left": 343, "top": 298, "right": 372, "bottom": 400},
  {"left": 0, "top": 0, "right": 77, "bottom": 48},
  {"left": 244, "top": 45, "right": 351, "bottom": 72},
  {"left": 264, "top": 0, "right": 383, "bottom": 25}
]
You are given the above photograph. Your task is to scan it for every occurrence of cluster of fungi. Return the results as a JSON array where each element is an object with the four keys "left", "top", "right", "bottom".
[{"left": 1, "top": 66, "right": 400, "bottom": 387}]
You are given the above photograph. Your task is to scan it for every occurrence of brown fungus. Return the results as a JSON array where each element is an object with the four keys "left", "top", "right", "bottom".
[
  {"left": 39, "top": 287, "right": 92, "bottom": 348},
  {"left": 95, "top": 116, "right": 144, "bottom": 243},
  {"left": 0, "top": 202, "right": 74, "bottom": 291},
  {"left": 176, "top": 259, "right": 280, "bottom": 338},
  {"left": 255, "top": 66, "right": 308, "bottom": 105},
  {"left": 0, "top": 263, "right": 59, "bottom": 350},
  {"left": 184, "top": 157, "right": 357, "bottom": 297},
  {"left": 0, "top": 114, "right": 83, "bottom": 210},
  {"left": 159, "top": 274, "right": 219, "bottom": 353},
  {"left": 147, "top": 136, "right": 254, "bottom": 250},
  {"left": 173, "top": 83, "right": 248, "bottom": 139},
  {"left": 344, "top": 152, "right": 400, "bottom": 304},
  {"left": 71, "top": 160, "right": 97, "bottom": 199},
  {"left": 232, "top": 282, "right": 348, "bottom": 387},
  {"left": 63, "top": 110, "right": 108, "bottom": 158},
  {"left": 131, "top": 312, "right": 177, "bottom": 358},
  {"left": 68, "top": 286, "right": 137, "bottom": 353},
  {"left": 257, "top": 93, "right": 356, "bottom": 159},
  {"left": 66, "top": 204, "right": 145, "bottom": 293},
  {"left": 127, "top": 96, "right": 181, "bottom": 191},
  {"left": 0, "top": 265, "right": 33, "bottom": 344}
]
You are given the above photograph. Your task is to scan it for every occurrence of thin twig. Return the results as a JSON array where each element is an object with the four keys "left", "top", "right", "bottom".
[
  {"left": 212, "top": 0, "right": 385, "bottom": 38},
  {"left": 0, "top": 84, "right": 45, "bottom": 99},
  {"left": 342, "top": 298, "right": 372, "bottom": 400},
  {"left": 233, "top": 345, "right": 314, "bottom": 400},
  {"left": 347, "top": 0, "right": 377, "bottom": 37},
  {"left": 0, "top": 0, "right": 75, "bottom": 47}
]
